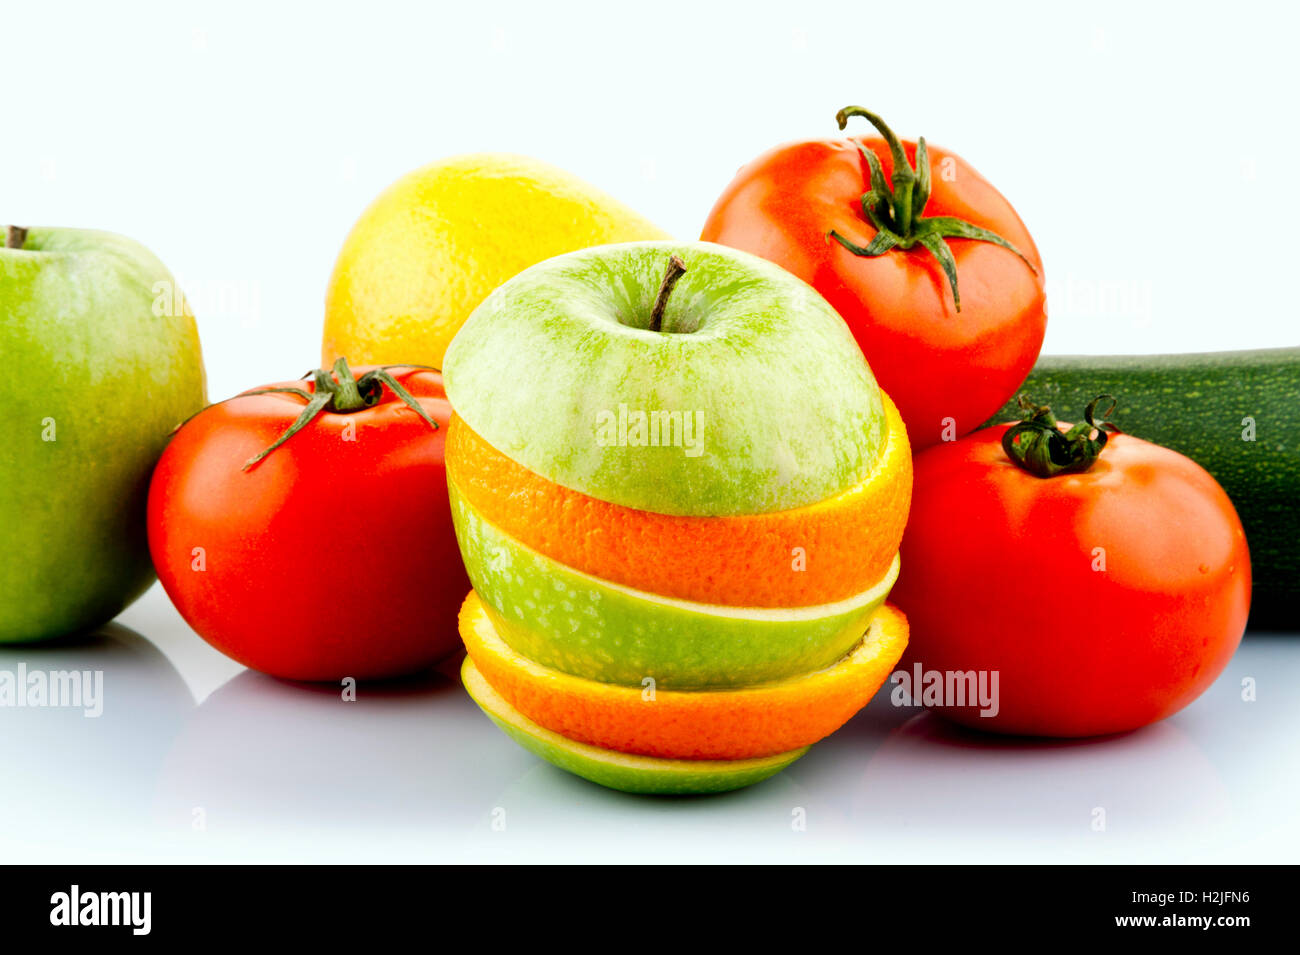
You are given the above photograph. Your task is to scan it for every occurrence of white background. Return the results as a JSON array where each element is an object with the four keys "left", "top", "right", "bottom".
[
  {"left": 6, "top": 0, "right": 1298, "bottom": 401},
  {"left": 3, "top": 0, "right": 1297, "bottom": 863}
]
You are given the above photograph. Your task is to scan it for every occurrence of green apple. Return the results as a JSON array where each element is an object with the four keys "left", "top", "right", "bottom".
[
  {"left": 450, "top": 482, "right": 898, "bottom": 688},
  {"left": 461, "top": 656, "right": 807, "bottom": 795},
  {"left": 0, "top": 226, "right": 206, "bottom": 642},
  {"left": 443, "top": 241, "right": 885, "bottom": 516}
]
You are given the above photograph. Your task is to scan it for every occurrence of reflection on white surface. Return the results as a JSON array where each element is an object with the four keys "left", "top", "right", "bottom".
[
  {"left": 849, "top": 711, "right": 1232, "bottom": 859},
  {"left": 1, "top": 584, "right": 1296, "bottom": 862},
  {"left": 0, "top": 621, "right": 194, "bottom": 855},
  {"left": 152, "top": 661, "right": 518, "bottom": 835}
]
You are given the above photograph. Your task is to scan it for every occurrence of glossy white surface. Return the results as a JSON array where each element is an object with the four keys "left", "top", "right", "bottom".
[{"left": 1, "top": 584, "right": 1294, "bottom": 863}]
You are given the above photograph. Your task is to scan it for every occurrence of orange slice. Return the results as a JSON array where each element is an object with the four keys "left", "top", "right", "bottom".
[
  {"left": 446, "top": 391, "right": 911, "bottom": 608},
  {"left": 458, "top": 590, "right": 909, "bottom": 760},
  {"left": 461, "top": 657, "right": 809, "bottom": 794}
]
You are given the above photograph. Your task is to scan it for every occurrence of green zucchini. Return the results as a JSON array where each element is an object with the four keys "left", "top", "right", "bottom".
[{"left": 987, "top": 348, "right": 1300, "bottom": 629}]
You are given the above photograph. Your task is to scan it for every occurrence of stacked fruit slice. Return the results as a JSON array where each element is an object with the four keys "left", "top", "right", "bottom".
[{"left": 442, "top": 241, "right": 913, "bottom": 794}]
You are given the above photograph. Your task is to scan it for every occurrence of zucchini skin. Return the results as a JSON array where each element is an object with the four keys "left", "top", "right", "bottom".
[{"left": 987, "top": 348, "right": 1300, "bottom": 629}]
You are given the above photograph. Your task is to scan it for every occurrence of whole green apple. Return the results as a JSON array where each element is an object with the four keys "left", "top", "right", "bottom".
[
  {"left": 1, "top": 226, "right": 206, "bottom": 642},
  {"left": 443, "top": 241, "right": 885, "bottom": 516}
]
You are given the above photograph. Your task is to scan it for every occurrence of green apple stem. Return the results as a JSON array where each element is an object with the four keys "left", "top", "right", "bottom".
[
  {"left": 5, "top": 226, "right": 27, "bottom": 250},
  {"left": 648, "top": 255, "right": 688, "bottom": 333}
]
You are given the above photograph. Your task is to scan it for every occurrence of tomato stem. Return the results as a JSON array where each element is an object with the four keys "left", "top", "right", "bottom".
[
  {"left": 1001, "top": 395, "right": 1119, "bottom": 477},
  {"left": 330, "top": 357, "right": 369, "bottom": 411},
  {"left": 240, "top": 360, "right": 440, "bottom": 471},
  {"left": 827, "top": 107, "right": 1037, "bottom": 312},
  {"left": 5, "top": 226, "right": 27, "bottom": 249},
  {"left": 648, "top": 254, "right": 688, "bottom": 333}
]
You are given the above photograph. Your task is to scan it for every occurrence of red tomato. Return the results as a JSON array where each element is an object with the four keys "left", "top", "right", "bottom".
[
  {"left": 890, "top": 405, "right": 1250, "bottom": 737},
  {"left": 701, "top": 107, "right": 1046, "bottom": 448},
  {"left": 147, "top": 363, "right": 468, "bottom": 681}
]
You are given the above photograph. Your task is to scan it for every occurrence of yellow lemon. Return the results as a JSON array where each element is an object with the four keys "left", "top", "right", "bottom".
[{"left": 322, "top": 153, "right": 670, "bottom": 370}]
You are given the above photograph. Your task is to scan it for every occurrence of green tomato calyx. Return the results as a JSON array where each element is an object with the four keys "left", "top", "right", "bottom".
[
  {"left": 827, "top": 106, "right": 1036, "bottom": 312},
  {"left": 241, "top": 357, "right": 439, "bottom": 471},
  {"left": 1002, "top": 394, "right": 1119, "bottom": 478}
]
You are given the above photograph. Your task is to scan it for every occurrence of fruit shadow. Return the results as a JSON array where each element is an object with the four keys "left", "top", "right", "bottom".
[
  {"left": 473, "top": 757, "right": 825, "bottom": 862},
  {"left": 0, "top": 621, "right": 196, "bottom": 846},
  {"left": 796, "top": 695, "right": 1233, "bottom": 849},
  {"left": 150, "top": 648, "right": 520, "bottom": 835},
  {"left": 250, "top": 647, "right": 468, "bottom": 699}
]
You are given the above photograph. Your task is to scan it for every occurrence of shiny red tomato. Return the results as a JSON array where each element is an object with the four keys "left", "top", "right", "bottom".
[
  {"left": 890, "top": 399, "right": 1251, "bottom": 736},
  {"left": 702, "top": 106, "right": 1046, "bottom": 448},
  {"left": 147, "top": 362, "right": 468, "bottom": 681}
]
